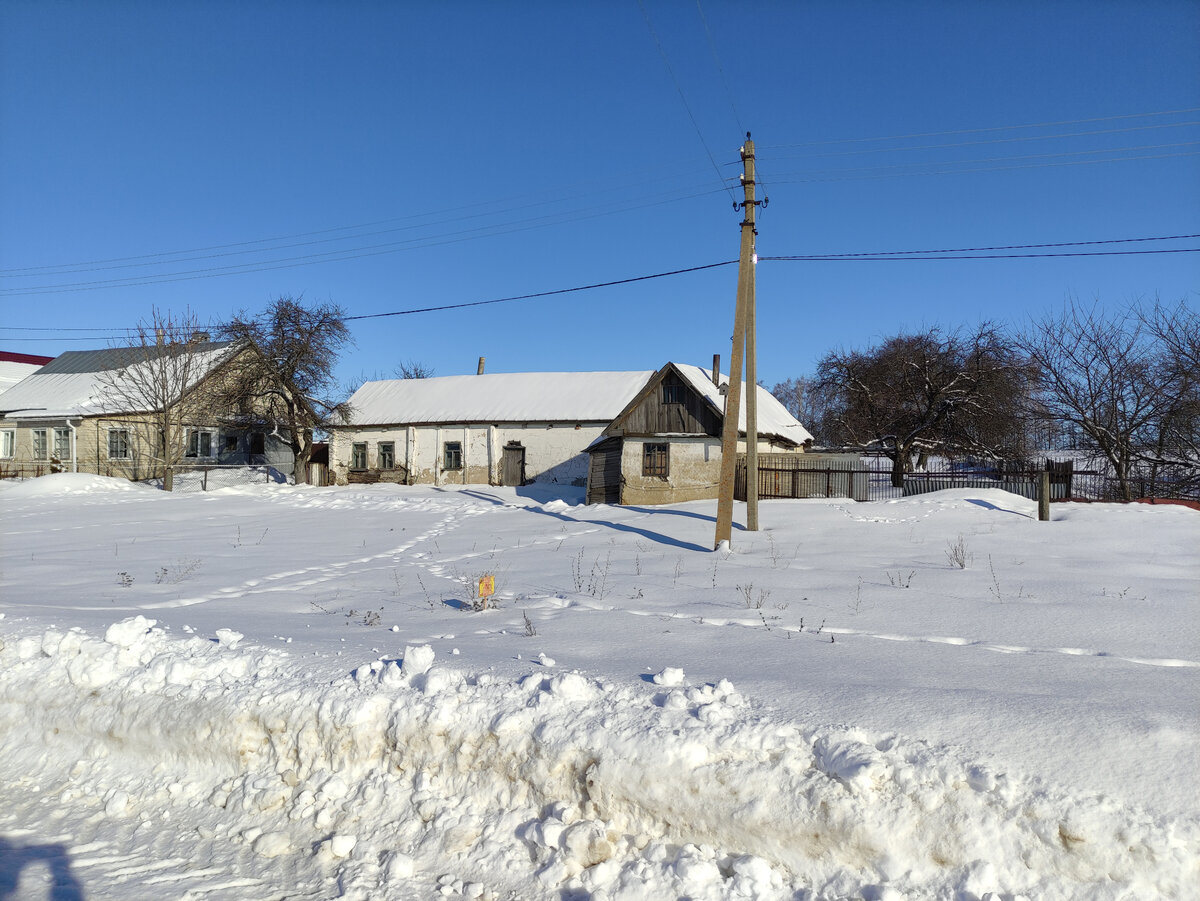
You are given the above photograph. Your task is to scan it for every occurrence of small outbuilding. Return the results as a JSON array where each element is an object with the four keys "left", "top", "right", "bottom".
[{"left": 585, "top": 363, "right": 812, "bottom": 504}]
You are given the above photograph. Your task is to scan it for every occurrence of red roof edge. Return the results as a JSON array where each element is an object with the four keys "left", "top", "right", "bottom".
[{"left": 0, "top": 351, "right": 55, "bottom": 365}]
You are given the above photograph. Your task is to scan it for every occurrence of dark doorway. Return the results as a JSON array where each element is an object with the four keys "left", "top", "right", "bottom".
[{"left": 501, "top": 443, "right": 526, "bottom": 486}]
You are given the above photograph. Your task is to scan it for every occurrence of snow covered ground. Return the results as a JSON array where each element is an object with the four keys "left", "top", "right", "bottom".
[{"left": 1, "top": 474, "right": 1196, "bottom": 900}]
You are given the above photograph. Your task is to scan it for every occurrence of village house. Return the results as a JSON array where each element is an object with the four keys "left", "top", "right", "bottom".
[
  {"left": 0, "top": 341, "right": 291, "bottom": 480},
  {"left": 331, "top": 362, "right": 812, "bottom": 504},
  {"left": 586, "top": 362, "right": 812, "bottom": 504}
]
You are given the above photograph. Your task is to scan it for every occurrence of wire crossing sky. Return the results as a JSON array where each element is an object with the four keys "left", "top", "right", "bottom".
[{"left": 1, "top": 2, "right": 1197, "bottom": 388}]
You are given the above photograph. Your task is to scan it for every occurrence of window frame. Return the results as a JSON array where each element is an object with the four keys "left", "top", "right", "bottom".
[
  {"left": 53, "top": 427, "right": 71, "bottom": 461},
  {"left": 443, "top": 441, "right": 463, "bottom": 471},
  {"left": 107, "top": 428, "right": 130, "bottom": 460},
  {"left": 32, "top": 428, "right": 48, "bottom": 460},
  {"left": 661, "top": 382, "right": 686, "bottom": 405},
  {"left": 186, "top": 428, "right": 215, "bottom": 459},
  {"left": 378, "top": 441, "right": 395, "bottom": 470},
  {"left": 350, "top": 442, "right": 367, "bottom": 471},
  {"left": 642, "top": 442, "right": 670, "bottom": 478},
  {"left": 0, "top": 429, "right": 13, "bottom": 459}
]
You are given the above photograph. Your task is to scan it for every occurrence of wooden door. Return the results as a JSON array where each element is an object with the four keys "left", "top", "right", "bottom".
[{"left": 501, "top": 443, "right": 526, "bottom": 486}]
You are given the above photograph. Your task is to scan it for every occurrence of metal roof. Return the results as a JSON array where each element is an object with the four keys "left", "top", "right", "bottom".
[{"left": 0, "top": 342, "right": 238, "bottom": 418}]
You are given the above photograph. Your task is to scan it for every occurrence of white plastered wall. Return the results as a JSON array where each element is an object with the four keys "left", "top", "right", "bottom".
[{"left": 331, "top": 422, "right": 609, "bottom": 486}]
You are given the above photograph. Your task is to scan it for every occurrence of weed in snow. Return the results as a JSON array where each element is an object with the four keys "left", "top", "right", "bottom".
[{"left": 945, "top": 534, "right": 973, "bottom": 569}]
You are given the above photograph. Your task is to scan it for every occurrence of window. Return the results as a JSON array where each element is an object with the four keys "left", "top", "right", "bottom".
[
  {"left": 443, "top": 441, "right": 463, "bottom": 471},
  {"left": 32, "top": 429, "right": 48, "bottom": 460},
  {"left": 378, "top": 442, "right": 395, "bottom": 470},
  {"left": 351, "top": 442, "right": 367, "bottom": 470},
  {"left": 0, "top": 430, "right": 13, "bottom": 459},
  {"left": 186, "top": 429, "right": 214, "bottom": 458},
  {"left": 53, "top": 428, "right": 71, "bottom": 460},
  {"left": 222, "top": 435, "right": 238, "bottom": 454},
  {"left": 662, "top": 383, "right": 686, "bottom": 405},
  {"left": 108, "top": 429, "right": 130, "bottom": 460},
  {"left": 643, "top": 442, "right": 669, "bottom": 478}
]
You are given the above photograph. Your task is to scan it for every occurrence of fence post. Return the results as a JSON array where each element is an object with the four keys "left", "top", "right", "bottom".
[
  {"left": 202, "top": 467, "right": 208, "bottom": 492},
  {"left": 1038, "top": 471, "right": 1050, "bottom": 521}
]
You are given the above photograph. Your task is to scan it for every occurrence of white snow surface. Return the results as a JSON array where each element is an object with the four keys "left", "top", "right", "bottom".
[{"left": 1, "top": 475, "right": 1197, "bottom": 899}]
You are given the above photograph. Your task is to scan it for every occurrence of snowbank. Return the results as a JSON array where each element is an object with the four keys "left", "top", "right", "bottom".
[
  {"left": 2, "top": 618, "right": 1196, "bottom": 900},
  {"left": 0, "top": 472, "right": 145, "bottom": 497}
]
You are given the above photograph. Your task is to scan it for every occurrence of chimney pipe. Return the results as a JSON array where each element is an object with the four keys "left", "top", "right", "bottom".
[
  {"left": 477, "top": 356, "right": 486, "bottom": 375},
  {"left": 712, "top": 354, "right": 721, "bottom": 386}
]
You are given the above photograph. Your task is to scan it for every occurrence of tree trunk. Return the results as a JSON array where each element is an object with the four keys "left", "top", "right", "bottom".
[
  {"left": 890, "top": 453, "right": 905, "bottom": 488},
  {"left": 294, "top": 443, "right": 312, "bottom": 485}
]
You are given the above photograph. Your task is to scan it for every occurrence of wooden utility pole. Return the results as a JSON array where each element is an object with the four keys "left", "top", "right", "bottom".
[{"left": 715, "top": 134, "right": 759, "bottom": 548}]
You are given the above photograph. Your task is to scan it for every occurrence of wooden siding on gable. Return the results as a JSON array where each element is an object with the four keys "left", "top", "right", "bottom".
[{"left": 609, "top": 371, "right": 721, "bottom": 438}]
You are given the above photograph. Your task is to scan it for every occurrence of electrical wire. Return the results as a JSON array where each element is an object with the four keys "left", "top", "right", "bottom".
[
  {"left": 637, "top": 0, "right": 739, "bottom": 205},
  {"left": 761, "top": 107, "right": 1200, "bottom": 150},
  {"left": 695, "top": 0, "right": 745, "bottom": 137},
  {"left": 0, "top": 160, "right": 735, "bottom": 277},
  {"left": 4, "top": 233, "right": 1196, "bottom": 338},
  {"left": 763, "top": 249, "right": 1199, "bottom": 261},
  {"left": 765, "top": 149, "right": 1200, "bottom": 184},
  {"left": 763, "top": 121, "right": 1200, "bottom": 161},
  {"left": 0, "top": 186, "right": 733, "bottom": 296},
  {"left": 763, "top": 234, "right": 1200, "bottom": 259}
]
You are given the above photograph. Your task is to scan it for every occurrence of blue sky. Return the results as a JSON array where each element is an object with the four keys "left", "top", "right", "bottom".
[{"left": 2, "top": 1, "right": 1197, "bottom": 393}]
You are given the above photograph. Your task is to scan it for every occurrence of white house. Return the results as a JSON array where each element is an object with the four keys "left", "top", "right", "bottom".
[
  {"left": 331, "top": 364, "right": 813, "bottom": 504},
  {"left": 332, "top": 370, "right": 654, "bottom": 488}
]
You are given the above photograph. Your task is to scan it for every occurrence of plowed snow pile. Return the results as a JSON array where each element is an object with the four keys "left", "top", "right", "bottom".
[{"left": 1, "top": 477, "right": 1197, "bottom": 899}]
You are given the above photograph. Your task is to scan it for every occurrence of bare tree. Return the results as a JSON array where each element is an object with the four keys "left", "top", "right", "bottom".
[
  {"left": 817, "top": 325, "right": 1032, "bottom": 486},
  {"left": 1017, "top": 299, "right": 1195, "bottom": 500},
  {"left": 394, "top": 360, "right": 434, "bottom": 379},
  {"left": 1139, "top": 299, "right": 1200, "bottom": 492},
  {"left": 218, "top": 296, "right": 353, "bottom": 484},
  {"left": 770, "top": 374, "right": 832, "bottom": 444},
  {"left": 97, "top": 308, "right": 225, "bottom": 491}
]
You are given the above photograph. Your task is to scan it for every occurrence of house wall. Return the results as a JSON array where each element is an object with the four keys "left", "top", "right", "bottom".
[
  {"left": 619, "top": 436, "right": 723, "bottom": 505},
  {"left": 0, "top": 414, "right": 167, "bottom": 480},
  {"left": 583, "top": 436, "right": 806, "bottom": 506},
  {"left": 0, "top": 413, "right": 287, "bottom": 481},
  {"left": 330, "top": 422, "right": 609, "bottom": 487}
]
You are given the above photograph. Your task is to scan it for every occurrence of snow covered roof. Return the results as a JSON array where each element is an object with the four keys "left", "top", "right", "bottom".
[
  {"left": 345, "top": 370, "right": 656, "bottom": 426},
  {"left": 0, "top": 353, "right": 54, "bottom": 397},
  {"left": 0, "top": 342, "right": 237, "bottom": 419},
  {"left": 674, "top": 364, "right": 813, "bottom": 444},
  {"left": 343, "top": 364, "right": 814, "bottom": 444}
]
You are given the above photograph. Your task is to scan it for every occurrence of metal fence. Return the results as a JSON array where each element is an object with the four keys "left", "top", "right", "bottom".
[
  {"left": 736, "top": 454, "right": 1200, "bottom": 504},
  {"left": 169, "top": 464, "right": 292, "bottom": 492}
]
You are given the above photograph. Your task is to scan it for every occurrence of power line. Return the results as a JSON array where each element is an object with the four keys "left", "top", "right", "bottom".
[
  {"left": 637, "top": 0, "right": 739, "bottom": 204},
  {"left": 763, "top": 120, "right": 1200, "bottom": 161},
  {"left": 694, "top": 0, "right": 744, "bottom": 136},
  {"left": 760, "top": 107, "right": 1200, "bottom": 150},
  {"left": 1, "top": 160, "right": 734, "bottom": 277},
  {"left": 0, "top": 261, "right": 741, "bottom": 339},
  {"left": 765, "top": 140, "right": 1200, "bottom": 178},
  {"left": 763, "top": 233, "right": 1200, "bottom": 259},
  {"left": 765, "top": 149, "right": 1200, "bottom": 184},
  {"left": 5, "top": 233, "right": 1196, "bottom": 338},
  {"left": 342, "top": 261, "right": 739, "bottom": 321},
  {"left": 764, "top": 248, "right": 1199, "bottom": 261},
  {"left": 0, "top": 186, "right": 733, "bottom": 296}
]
